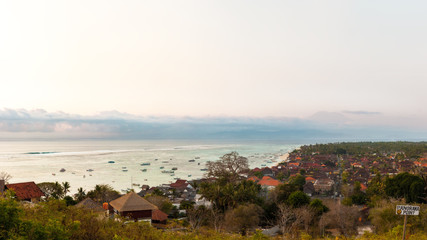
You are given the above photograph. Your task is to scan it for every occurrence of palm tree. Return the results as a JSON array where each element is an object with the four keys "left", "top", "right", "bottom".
[
  {"left": 74, "top": 187, "right": 86, "bottom": 202},
  {"left": 62, "top": 182, "right": 70, "bottom": 196}
]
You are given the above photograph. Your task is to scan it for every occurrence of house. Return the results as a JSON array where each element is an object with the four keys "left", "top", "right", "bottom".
[
  {"left": 305, "top": 176, "right": 316, "bottom": 184},
  {"left": 75, "top": 198, "right": 106, "bottom": 218},
  {"left": 2, "top": 181, "right": 44, "bottom": 202},
  {"left": 247, "top": 176, "right": 260, "bottom": 182},
  {"left": 109, "top": 192, "right": 158, "bottom": 221},
  {"left": 258, "top": 176, "right": 281, "bottom": 190},
  {"left": 261, "top": 168, "right": 274, "bottom": 177},
  {"left": 313, "top": 178, "right": 334, "bottom": 194},
  {"left": 151, "top": 209, "right": 168, "bottom": 225},
  {"left": 170, "top": 179, "right": 189, "bottom": 191},
  {"left": 303, "top": 182, "right": 315, "bottom": 196}
]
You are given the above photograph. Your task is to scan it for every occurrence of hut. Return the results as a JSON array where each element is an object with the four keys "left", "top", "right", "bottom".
[
  {"left": 3, "top": 181, "right": 44, "bottom": 202},
  {"left": 109, "top": 192, "right": 158, "bottom": 221}
]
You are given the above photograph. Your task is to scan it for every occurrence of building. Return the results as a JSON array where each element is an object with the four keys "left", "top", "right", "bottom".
[
  {"left": 1, "top": 181, "right": 44, "bottom": 202},
  {"left": 109, "top": 192, "right": 158, "bottom": 221},
  {"left": 313, "top": 178, "right": 334, "bottom": 194}
]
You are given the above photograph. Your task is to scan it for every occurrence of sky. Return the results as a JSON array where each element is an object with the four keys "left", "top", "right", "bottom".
[{"left": 0, "top": 1, "right": 426, "bottom": 140}]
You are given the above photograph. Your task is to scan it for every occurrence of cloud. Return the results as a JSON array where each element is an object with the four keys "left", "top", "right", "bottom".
[
  {"left": 342, "top": 110, "right": 381, "bottom": 115},
  {"left": 0, "top": 108, "right": 425, "bottom": 141}
]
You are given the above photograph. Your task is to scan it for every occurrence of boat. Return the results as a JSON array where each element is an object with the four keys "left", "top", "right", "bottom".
[
  {"left": 188, "top": 174, "right": 192, "bottom": 177},
  {"left": 108, "top": 161, "right": 115, "bottom": 163},
  {"left": 200, "top": 168, "right": 208, "bottom": 171},
  {"left": 172, "top": 167, "right": 178, "bottom": 170},
  {"left": 161, "top": 170, "right": 174, "bottom": 174},
  {"left": 140, "top": 163, "right": 150, "bottom": 166},
  {"left": 122, "top": 169, "right": 128, "bottom": 172},
  {"left": 159, "top": 166, "right": 164, "bottom": 169},
  {"left": 141, "top": 169, "right": 147, "bottom": 172},
  {"left": 188, "top": 159, "right": 195, "bottom": 162},
  {"left": 87, "top": 169, "right": 94, "bottom": 172}
]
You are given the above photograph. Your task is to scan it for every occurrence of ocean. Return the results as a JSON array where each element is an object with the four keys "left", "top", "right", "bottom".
[{"left": 0, "top": 140, "right": 301, "bottom": 194}]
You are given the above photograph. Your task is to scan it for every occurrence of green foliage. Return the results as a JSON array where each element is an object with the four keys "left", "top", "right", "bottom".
[
  {"left": 145, "top": 195, "right": 173, "bottom": 214},
  {"left": 385, "top": 172, "right": 426, "bottom": 203},
  {"left": 224, "top": 204, "right": 263, "bottom": 236},
  {"left": 274, "top": 183, "right": 300, "bottom": 203},
  {"left": 309, "top": 199, "right": 329, "bottom": 216},
  {"left": 179, "top": 200, "right": 195, "bottom": 210},
  {"left": 342, "top": 197, "right": 353, "bottom": 206},
  {"left": 350, "top": 181, "right": 367, "bottom": 205},
  {"left": 63, "top": 196, "right": 77, "bottom": 206},
  {"left": 200, "top": 179, "right": 262, "bottom": 212},
  {"left": 86, "top": 184, "right": 120, "bottom": 203},
  {"left": 0, "top": 198, "right": 22, "bottom": 239},
  {"left": 289, "top": 174, "right": 306, "bottom": 188},
  {"left": 369, "top": 200, "right": 427, "bottom": 235},
  {"left": 287, "top": 191, "right": 310, "bottom": 208},
  {"left": 253, "top": 171, "right": 264, "bottom": 179},
  {"left": 37, "top": 182, "right": 65, "bottom": 199},
  {"left": 298, "top": 142, "right": 427, "bottom": 157}
]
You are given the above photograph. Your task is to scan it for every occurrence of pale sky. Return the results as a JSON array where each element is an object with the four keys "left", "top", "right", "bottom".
[{"left": 1, "top": 1, "right": 426, "bottom": 121}]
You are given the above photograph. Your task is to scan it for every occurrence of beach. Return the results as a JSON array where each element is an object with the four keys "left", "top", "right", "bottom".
[{"left": 0, "top": 140, "right": 299, "bottom": 194}]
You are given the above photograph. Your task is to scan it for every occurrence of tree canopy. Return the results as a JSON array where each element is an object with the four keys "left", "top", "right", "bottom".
[{"left": 206, "top": 152, "right": 249, "bottom": 183}]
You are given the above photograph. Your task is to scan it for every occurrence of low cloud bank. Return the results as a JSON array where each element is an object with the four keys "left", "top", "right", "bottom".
[{"left": 0, "top": 108, "right": 425, "bottom": 141}]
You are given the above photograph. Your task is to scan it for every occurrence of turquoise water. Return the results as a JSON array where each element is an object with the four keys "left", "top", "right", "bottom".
[{"left": 0, "top": 140, "right": 300, "bottom": 194}]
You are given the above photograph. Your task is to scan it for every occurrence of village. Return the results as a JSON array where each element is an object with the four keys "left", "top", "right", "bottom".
[{"left": 1, "top": 142, "right": 426, "bottom": 232}]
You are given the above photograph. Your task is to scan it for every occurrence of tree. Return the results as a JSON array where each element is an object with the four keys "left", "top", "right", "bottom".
[
  {"left": 289, "top": 174, "right": 306, "bottom": 188},
  {"left": 385, "top": 172, "right": 426, "bottom": 203},
  {"left": 277, "top": 204, "right": 294, "bottom": 235},
  {"left": 319, "top": 203, "right": 360, "bottom": 237},
  {"left": 309, "top": 199, "right": 329, "bottom": 216},
  {"left": 0, "top": 172, "right": 12, "bottom": 184},
  {"left": 145, "top": 195, "right": 173, "bottom": 214},
  {"left": 206, "top": 152, "right": 249, "bottom": 183},
  {"left": 287, "top": 191, "right": 310, "bottom": 208},
  {"left": 74, "top": 187, "right": 86, "bottom": 202},
  {"left": 0, "top": 198, "right": 22, "bottom": 239},
  {"left": 351, "top": 181, "right": 367, "bottom": 205},
  {"left": 186, "top": 205, "right": 209, "bottom": 230},
  {"left": 179, "top": 200, "right": 195, "bottom": 210},
  {"left": 87, "top": 184, "right": 120, "bottom": 203},
  {"left": 199, "top": 180, "right": 262, "bottom": 212},
  {"left": 37, "top": 182, "right": 64, "bottom": 199},
  {"left": 224, "top": 204, "right": 263, "bottom": 236},
  {"left": 274, "top": 183, "right": 300, "bottom": 203},
  {"left": 62, "top": 182, "right": 70, "bottom": 196}
]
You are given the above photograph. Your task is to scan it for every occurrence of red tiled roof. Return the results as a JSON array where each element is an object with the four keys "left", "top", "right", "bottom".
[
  {"left": 170, "top": 179, "right": 188, "bottom": 189},
  {"left": 6, "top": 182, "right": 44, "bottom": 200},
  {"left": 247, "top": 176, "right": 260, "bottom": 182},
  {"left": 152, "top": 209, "right": 168, "bottom": 221},
  {"left": 258, "top": 176, "right": 281, "bottom": 187},
  {"left": 305, "top": 177, "right": 316, "bottom": 181}
]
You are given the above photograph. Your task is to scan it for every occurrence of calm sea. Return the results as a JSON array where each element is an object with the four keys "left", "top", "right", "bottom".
[{"left": 0, "top": 140, "right": 301, "bottom": 194}]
